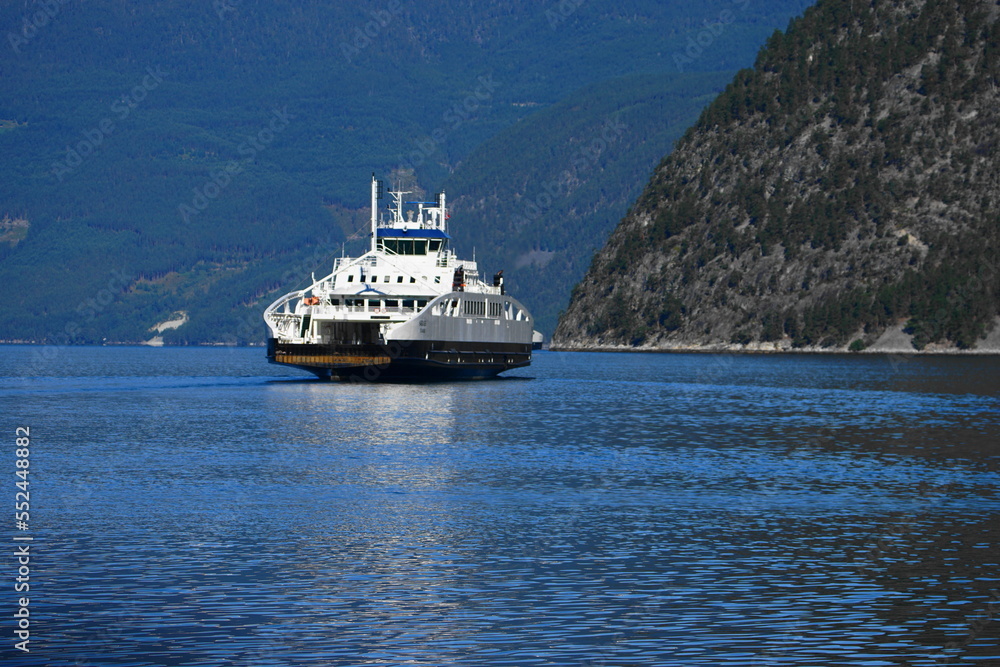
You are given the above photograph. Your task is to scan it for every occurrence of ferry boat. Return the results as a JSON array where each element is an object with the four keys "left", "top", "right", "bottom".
[{"left": 264, "top": 175, "right": 536, "bottom": 380}]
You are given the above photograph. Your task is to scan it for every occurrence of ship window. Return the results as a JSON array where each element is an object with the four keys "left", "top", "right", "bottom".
[
  {"left": 402, "top": 299, "right": 414, "bottom": 308},
  {"left": 417, "top": 299, "right": 427, "bottom": 308},
  {"left": 410, "top": 277, "right": 416, "bottom": 283},
  {"left": 383, "top": 239, "right": 413, "bottom": 254},
  {"left": 434, "top": 276, "right": 441, "bottom": 283},
  {"left": 347, "top": 275, "right": 354, "bottom": 283},
  {"left": 386, "top": 299, "right": 398, "bottom": 308},
  {"left": 371, "top": 276, "right": 377, "bottom": 282},
  {"left": 397, "top": 276, "right": 404, "bottom": 283},
  {"left": 383, "top": 239, "right": 430, "bottom": 255},
  {"left": 384, "top": 275, "right": 390, "bottom": 283},
  {"left": 331, "top": 299, "right": 340, "bottom": 306},
  {"left": 488, "top": 302, "right": 502, "bottom": 318},
  {"left": 429, "top": 240, "right": 441, "bottom": 252}
]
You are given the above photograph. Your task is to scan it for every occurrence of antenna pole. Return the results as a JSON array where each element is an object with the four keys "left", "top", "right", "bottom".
[
  {"left": 370, "top": 173, "right": 377, "bottom": 253},
  {"left": 439, "top": 190, "right": 447, "bottom": 231}
]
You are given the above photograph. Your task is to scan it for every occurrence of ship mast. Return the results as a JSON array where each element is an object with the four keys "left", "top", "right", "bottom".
[
  {"left": 370, "top": 173, "right": 378, "bottom": 253},
  {"left": 438, "top": 190, "right": 446, "bottom": 232}
]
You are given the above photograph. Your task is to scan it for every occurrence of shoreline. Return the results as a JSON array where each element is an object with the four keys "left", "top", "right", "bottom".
[
  {"left": 551, "top": 319, "right": 1000, "bottom": 356},
  {"left": 1, "top": 340, "right": 995, "bottom": 355},
  {"left": 548, "top": 344, "right": 1000, "bottom": 355},
  {"left": 0, "top": 341, "right": 265, "bottom": 347}
]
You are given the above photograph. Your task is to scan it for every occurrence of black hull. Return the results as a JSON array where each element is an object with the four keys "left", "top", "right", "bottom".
[{"left": 267, "top": 338, "right": 531, "bottom": 381}]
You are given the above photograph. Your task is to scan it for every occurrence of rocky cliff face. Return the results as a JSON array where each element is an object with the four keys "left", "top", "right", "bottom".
[{"left": 554, "top": 0, "right": 1000, "bottom": 352}]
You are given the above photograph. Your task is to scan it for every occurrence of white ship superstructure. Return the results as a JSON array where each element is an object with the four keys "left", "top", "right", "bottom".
[{"left": 264, "top": 175, "right": 535, "bottom": 380}]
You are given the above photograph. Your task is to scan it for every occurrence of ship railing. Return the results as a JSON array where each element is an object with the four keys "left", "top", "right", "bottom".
[
  {"left": 264, "top": 289, "right": 306, "bottom": 320},
  {"left": 469, "top": 284, "right": 502, "bottom": 296},
  {"left": 370, "top": 305, "right": 422, "bottom": 316},
  {"left": 307, "top": 304, "right": 424, "bottom": 318},
  {"left": 269, "top": 312, "right": 301, "bottom": 324},
  {"left": 267, "top": 313, "right": 303, "bottom": 339}
]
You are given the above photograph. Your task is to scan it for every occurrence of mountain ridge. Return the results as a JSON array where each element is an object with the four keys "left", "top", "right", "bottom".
[
  {"left": 0, "top": 0, "right": 815, "bottom": 344},
  {"left": 554, "top": 0, "right": 1000, "bottom": 354}
]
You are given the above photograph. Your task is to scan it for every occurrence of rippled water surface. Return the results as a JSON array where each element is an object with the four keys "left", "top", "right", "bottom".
[{"left": 2, "top": 346, "right": 999, "bottom": 666}]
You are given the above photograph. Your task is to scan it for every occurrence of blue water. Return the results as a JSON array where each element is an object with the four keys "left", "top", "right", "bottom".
[{"left": 2, "top": 345, "right": 999, "bottom": 666}]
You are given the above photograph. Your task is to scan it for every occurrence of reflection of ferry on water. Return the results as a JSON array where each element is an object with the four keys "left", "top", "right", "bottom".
[{"left": 264, "top": 175, "right": 538, "bottom": 380}]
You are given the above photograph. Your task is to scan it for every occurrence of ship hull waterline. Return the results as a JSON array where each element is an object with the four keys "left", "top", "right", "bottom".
[{"left": 267, "top": 338, "right": 531, "bottom": 381}]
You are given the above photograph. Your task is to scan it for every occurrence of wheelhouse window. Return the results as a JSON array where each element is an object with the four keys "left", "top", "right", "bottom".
[{"left": 380, "top": 239, "right": 430, "bottom": 255}]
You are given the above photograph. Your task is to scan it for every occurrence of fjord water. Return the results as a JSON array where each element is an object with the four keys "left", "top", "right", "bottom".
[{"left": 2, "top": 345, "right": 998, "bottom": 667}]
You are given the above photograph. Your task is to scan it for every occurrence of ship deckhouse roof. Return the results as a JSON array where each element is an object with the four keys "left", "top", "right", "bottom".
[{"left": 375, "top": 228, "right": 450, "bottom": 239}]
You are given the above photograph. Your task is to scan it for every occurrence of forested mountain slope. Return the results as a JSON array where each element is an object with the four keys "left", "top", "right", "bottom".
[
  {"left": 445, "top": 71, "right": 732, "bottom": 336},
  {"left": 555, "top": 0, "right": 1000, "bottom": 352},
  {"left": 0, "top": 0, "right": 812, "bottom": 344}
]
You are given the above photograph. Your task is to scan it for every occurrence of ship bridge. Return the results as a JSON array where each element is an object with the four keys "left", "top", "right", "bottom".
[{"left": 375, "top": 227, "right": 449, "bottom": 256}]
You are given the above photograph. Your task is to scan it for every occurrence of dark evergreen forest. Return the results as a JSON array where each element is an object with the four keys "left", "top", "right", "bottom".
[
  {"left": 557, "top": 0, "right": 1000, "bottom": 351},
  {"left": 0, "top": 0, "right": 813, "bottom": 343}
]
